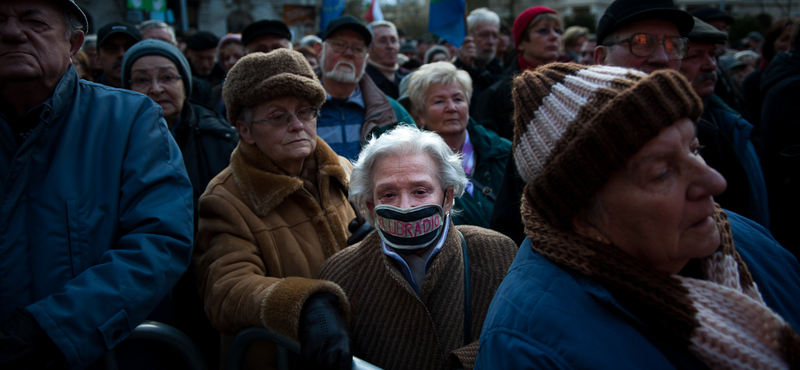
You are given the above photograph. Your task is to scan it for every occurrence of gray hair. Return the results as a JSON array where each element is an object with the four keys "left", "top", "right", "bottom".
[
  {"left": 350, "top": 125, "right": 467, "bottom": 225},
  {"left": 424, "top": 45, "right": 450, "bottom": 64},
  {"left": 236, "top": 106, "right": 254, "bottom": 128},
  {"left": 467, "top": 8, "right": 500, "bottom": 34},
  {"left": 63, "top": 8, "right": 84, "bottom": 40},
  {"left": 367, "top": 20, "right": 397, "bottom": 36},
  {"left": 138, "top": 20, "right": 178, "bottom": 45},
  {"left": 300, "top": 34, "right": 322, "bottom": 48},
  {"left": 406, "top": 61, "right": 472, "bottom": 117}
]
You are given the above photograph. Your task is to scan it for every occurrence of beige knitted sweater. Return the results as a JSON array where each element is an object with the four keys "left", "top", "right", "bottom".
[{"left": 318, "top": 224, "right": 517, "bottom": 370}]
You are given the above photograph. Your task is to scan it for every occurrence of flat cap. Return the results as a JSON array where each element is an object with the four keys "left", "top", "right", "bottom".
[
  {"left": 597, "top": 0, "right": 694, "bottom": 45},
  {"left": 186, "top": 31, "right": 219, "bottom": 50},
  {"left": 241, "top": 20, "right": 292, "bottom": 47},
  {"left": 320, "top": 15, "right": 372, "bottom": 46},
  {"left": 686, "top": 17, "right": 728, "bottom": 44}
]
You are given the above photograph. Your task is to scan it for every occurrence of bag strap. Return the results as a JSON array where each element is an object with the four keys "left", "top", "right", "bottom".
[{"left": 458, "top": 230, "right": 472, "bottom": 346}]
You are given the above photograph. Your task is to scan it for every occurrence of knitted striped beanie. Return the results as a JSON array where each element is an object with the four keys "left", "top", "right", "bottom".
[{"left": 512, "top": 63, "right": 702, "bottom": 229}]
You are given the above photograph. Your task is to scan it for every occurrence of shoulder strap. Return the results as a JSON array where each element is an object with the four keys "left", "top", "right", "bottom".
[{"left": 458, "top": 230, "right": 472, "bottom": 346}]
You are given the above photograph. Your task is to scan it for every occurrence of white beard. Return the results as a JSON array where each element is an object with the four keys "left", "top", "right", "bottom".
[{"left": 320, "top": 43, "right": 367, "bottom": 83}]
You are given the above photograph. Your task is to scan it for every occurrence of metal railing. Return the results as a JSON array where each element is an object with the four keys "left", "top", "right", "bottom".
[
  {"left": 102, "top": 320, "right": 207, "bottom": 370},
  {"left": 226, "top": 327, "right": 382, "bottom": 370}
]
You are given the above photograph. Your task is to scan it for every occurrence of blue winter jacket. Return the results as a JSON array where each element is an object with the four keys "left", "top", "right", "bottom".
[
  {"left": 475, "top": 211, "right": 800, "bottom": 369},
  {"left": 0, "top": 67, "right": 194, "bottom": 369}
]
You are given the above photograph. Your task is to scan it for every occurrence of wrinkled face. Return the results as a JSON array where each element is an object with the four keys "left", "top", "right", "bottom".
[
  {"left": 418, "top": 82, "right": 469, "bottom": 137},
  {"left": 186, "top": 47, "right": 216, "bottom": 76},
  {"left": 317, "top": 29, "right": 368, "bottom": 83},
  {"left": 579, "top": 40, "right": 596, "bottom": 65},
  {"left": 365, "top": 152, "right": 453, "bottom": 214},
  {"left": 471, "top": 21, "right": 498, "bottom": 65},
  {"left": 237, "top": 96, "right": 317, "bottom": 174},
  {"left": 518, "top": 19, "right": 562, "bottom": 64},
  {"left": 679, "top": 42, "right": 718, "bottom": 99},
  {"left": 0, "top": 0, "right": 81, "bottom": 88},
  {"left": 579, "top": 118, "right": 727, "bottom": 274},
  {"left": 430, "top": 52, "right": 448, "bottom": 63},
  {"left": 369, "top": 25, "right": 398, "bottom": 67},
  {"left": 246, "top": 34, "right": 291, "bottom": 54},
  {"left": 141, "top": 27, "right": 173, "bottom": 44},
  {"left": 129, "top": 55, "right": 186, "bottom": 124},
  {"left": 600, "top": 19, "right": 682, "bottom": 74},
  {"left": 97, "top": 34, "right": 137, "bottom": 86},
  {"left": 774, "top": 26, "right": 792, "bottom": 55},
  {"left": 220, "top": 43, "right": 245, "bottom": 71}
]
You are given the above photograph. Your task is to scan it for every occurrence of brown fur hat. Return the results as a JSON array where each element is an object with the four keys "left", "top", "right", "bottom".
[{"left": 223, "top": 48, "right": 326, "bottom": 124}]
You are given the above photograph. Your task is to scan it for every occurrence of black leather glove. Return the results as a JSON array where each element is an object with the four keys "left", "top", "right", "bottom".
[
  {"left": 0, "top": 308, "right": 64, "bottom": 369},
  {"left": 298, "top": 293, "right": 352, "bottom": 370}
]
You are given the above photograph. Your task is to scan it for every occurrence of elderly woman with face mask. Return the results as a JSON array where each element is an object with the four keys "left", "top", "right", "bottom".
[
  {"left": 318, "top": 125, "right": 516, "bottom": 370},
  {"left": 194, "top": 49, "right": 358, "bottom": 370},
  {"left": 475, "top": 64, "right": 800, "bottom": 369},
  {"left": 406, "top": 62, "right": 511, "bottom": 228}
]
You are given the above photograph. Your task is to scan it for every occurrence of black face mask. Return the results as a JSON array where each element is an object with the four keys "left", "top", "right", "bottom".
[{"left": 373, "top": 203, "right": 446, "bottom": 251}]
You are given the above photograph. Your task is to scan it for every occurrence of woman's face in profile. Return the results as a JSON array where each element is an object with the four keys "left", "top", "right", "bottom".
[{"left": 579, "top": 118, "right": 728, "bottom": 274}]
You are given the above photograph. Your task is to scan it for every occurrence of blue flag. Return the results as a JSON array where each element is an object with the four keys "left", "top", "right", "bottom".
[
  {"left": 320, "top": 0, "right": 345, "bottom": 32},
  {"left": 428, "top": 0, "right": 466, "bottom": 48}
]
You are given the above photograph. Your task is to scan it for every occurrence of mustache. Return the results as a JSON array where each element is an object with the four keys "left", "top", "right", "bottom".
[{"left": 695, "top": 71, "right": 718, "bottom": 85}]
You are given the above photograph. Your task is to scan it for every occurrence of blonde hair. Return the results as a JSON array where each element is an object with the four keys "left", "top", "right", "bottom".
[{"left": 406, "top": 61, "right": 472, "bottom": 117}]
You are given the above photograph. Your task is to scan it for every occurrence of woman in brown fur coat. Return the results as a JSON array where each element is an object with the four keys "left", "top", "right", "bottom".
[{"left": 194, "top": 49, "right": 356, "bottom": 370}]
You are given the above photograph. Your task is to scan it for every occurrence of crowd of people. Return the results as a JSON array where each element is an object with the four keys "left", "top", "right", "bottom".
[{"left": 1, "top": 0, "right": 798, "bottom": 369}]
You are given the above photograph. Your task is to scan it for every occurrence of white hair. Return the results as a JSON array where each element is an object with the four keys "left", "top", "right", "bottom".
[
  {"left": 138, "top": 20, "right": 178, "bottom": 45},
  {"left": 467, "top": 8, "right": 500, "bottom": 34},
  {"left": 406, "top": 62, "right": 472, "bottom": 117},
  {"left": 367, "top": 21, "right": 397, "bottom": 37},
  {"left": 350, "top": 125, "right": 467, "bottom": 225},
  {"left": 301, "top": 35, "right": 322, "bottom": 47}
]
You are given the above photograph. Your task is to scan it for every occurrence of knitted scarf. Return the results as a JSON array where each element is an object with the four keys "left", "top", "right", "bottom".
[{"left": 521, "top": 200, "right": 800, "bottom": 369}]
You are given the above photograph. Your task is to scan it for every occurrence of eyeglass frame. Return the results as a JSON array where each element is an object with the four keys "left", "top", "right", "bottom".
[
  {"left": 128, "top": 74, "right": 183, "bottom": 89},
  {"left": 249, "top": 106, "right": 321, "bottom": 128},
  {"left": 603, "top": 33, "right": 690, "bottom": 61},
  {"left": 325, "top": 39, "right": 368, "bottom": 58}
]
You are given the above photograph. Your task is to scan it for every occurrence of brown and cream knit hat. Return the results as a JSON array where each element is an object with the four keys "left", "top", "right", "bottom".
[
  {"left": 512, "top": 63, "right": 703, "bottom": 229},
  {"left": 223, "top": 48, "right": 326, "bottom": 124}
]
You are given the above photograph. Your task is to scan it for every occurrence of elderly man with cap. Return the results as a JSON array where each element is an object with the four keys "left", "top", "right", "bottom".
[
  {"left": 0, "top": 1, "right": 193, "bottom": 369},
  {"left": 593, "top": 0, "right": 693, "bottom": 74},
  {"left": 186, "top": 31, "right": 225, "bottom": 87},
  {"left": 680, "top": 18, "right": 769, "bottom": 230},
  {"left": 194, "top": 49, "right": 357, "bottom": 370},
  {"left": 365, "top": 20, "right": 406, "bottom": 99},
  {"left": 241, "top": 19, "right": 292, "bottom": 54},
  {"left": 312, "top": 15, "right": 414, "bottom": 160},
  {"left": 94, "top": 21, "right": 141, "bottom": 87}
]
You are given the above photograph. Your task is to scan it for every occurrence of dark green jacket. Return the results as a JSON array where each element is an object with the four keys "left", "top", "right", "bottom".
[{"left": 452, "top": 120, "right": 511, "bottom": 228}]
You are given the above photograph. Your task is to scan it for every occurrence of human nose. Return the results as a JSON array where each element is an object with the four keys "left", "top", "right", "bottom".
[
  {"left": 647, "top": 42, "right": 671, "bottom": 64},
  {"left": 687, "top": 159, "right": 727, "bottom": 200},
  {"left": 0, "top": 17, "right": 26, "bottom": 43},
  {"left": 147, "top": 78, "right": 165, "bottom": 93},
  {"left": 286, "top": 113, "right": 304, "bottom": 131}
]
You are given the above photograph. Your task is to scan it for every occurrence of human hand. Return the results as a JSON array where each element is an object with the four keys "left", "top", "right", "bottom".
[
  {"left": 459, "top": 36, "right": 476, "bottom": 68},
  {"left": 298, "top": 293, "right": 352, "bottom": 370}
]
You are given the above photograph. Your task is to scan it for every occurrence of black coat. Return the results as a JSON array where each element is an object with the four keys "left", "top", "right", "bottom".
[
  {"left": 473, "top": 58, "right": 519, "bottom": 140},
  {"left": 454, "top": 57, "right": 504, "bottom": 116},
  {"left": 759, "top": 50, "right": 800, "bottom": 253}
]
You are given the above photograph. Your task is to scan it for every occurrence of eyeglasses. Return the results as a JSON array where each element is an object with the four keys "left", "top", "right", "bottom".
[
  {"left": 129, "top": 74, "right": 182, "bottom": 89},
  {"left": 250, "top": 106, "right": 320, "bottom": 128},
  {"left": 326, "top": 40, "right": 367, "bottom": 58},
  {"left": 605, "top": 33, "right": 689, "bottom": 60}
]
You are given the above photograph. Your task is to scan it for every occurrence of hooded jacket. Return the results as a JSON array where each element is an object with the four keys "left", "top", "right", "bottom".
[
  {"left": 0, "top": 67, "right": 193, "bottom": 370},
  {"left": 194, "top": 138, "right": 355, "bottom": 369}
]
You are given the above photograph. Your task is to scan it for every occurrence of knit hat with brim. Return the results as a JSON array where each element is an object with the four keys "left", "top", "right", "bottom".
[
  {"left": 223, "top": 48, "right": 326, "bottom": 124},
  {"left": 512, "top": 63, "right": 702, "bottom": 229}
]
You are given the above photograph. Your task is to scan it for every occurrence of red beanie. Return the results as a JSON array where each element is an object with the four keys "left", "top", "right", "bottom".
[{"left": 513, "top": 6, "right": 558, "bottom": 49}]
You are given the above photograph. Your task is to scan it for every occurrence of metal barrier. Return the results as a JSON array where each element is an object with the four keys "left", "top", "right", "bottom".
[
  {"left": 226, "top": 327, "right": 382, "bottom": 370},
  {"left": 102, "top": 320, "right": 207, "bottom": 370}
]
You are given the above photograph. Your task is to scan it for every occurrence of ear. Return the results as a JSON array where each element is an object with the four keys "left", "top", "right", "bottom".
[
  {"left": 570, "top": 214, "right": 610, "bottom": 245},
  {"left": 443, "top": 187, "right": 454, "bottom": 213},
  {"left": 68, "top": 31, "right": 85, "bottom": 63},
  {"left": 236, "top": 120, "right": 255, "bottom": 145},
  {"left": 365, "top": 199, "right": 375, "bottom": 215},
  {"left": 313, "top": 42, "right": 323, "bottom": 58},
  {"left": 593, "top": 45, "right": 607, "bottom": 65},
  {"left": 416, "top": 113, "right": 426, "bottom": 128}
]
